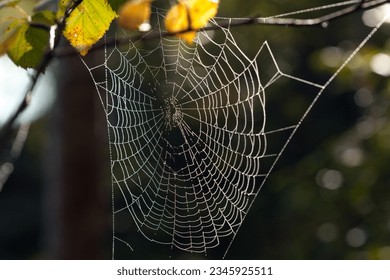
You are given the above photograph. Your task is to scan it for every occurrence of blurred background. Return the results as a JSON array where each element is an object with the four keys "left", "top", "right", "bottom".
[{"left": 1, "top": 0, "right": 390, "bottom": 259}]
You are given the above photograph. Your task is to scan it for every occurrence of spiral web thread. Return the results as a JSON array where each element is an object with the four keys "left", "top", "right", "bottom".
[{"left": 82, "top": 3, "right": 388, "bottom": 258}]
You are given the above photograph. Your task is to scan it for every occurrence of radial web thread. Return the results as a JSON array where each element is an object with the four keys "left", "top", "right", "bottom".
[{"left": 82, "top": 4, "right": 388, "bottom": 258}]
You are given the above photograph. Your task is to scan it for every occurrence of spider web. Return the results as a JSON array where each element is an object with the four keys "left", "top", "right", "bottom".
[{"left": 82, "top": 2, "right": 388, "bottom": 258}]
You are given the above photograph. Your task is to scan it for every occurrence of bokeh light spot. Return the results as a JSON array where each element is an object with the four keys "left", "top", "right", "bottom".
[
  {"left": 320, "top": 46, "right": 343, "bottom": 67},
  {"left": 339, "top": 147, "right": 364, "bottom": 167},
  {"left": 317, "top": 223, "right": 338, "bottom": 242},
  {"left": 354, "top": 88, "right": 374, "bottom": 108},
  {"left": 316, "top": 169, "right": 343, "bottom": 190},
  {"left": 370, "top": 53, "right": 390, "bottom": 77},
  {"left": 345, "top": 227, "right": 367, "bottom": 248},
  {"left": 362, "top": 4, "right": 390, "bottom": 27}
]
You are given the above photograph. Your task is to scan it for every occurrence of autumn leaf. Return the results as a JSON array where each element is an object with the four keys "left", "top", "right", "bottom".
[
  {"left": 118, "top": 0, "right": 152, "bottom": 31},
  {"left": 2, "top": 10, "right": 55, "bottom": 68},
  {"left": 56, "top": 0, "right": 70, "bottom": 20},
  {"left": 0, "top": 0, "right": 20, "bottom": 9},
  {"left": 6, "top": 22, "right": 49, "bottom": 69},
  {"left": 0, "top": 19, "right": 21, "bottom": 56},
  {"left": 186, "top": 0, "right": 218, "bottom": 29},
  {"left": 165, "top": 0, "right": 219, "bottom": 44},
  {"left": 62, "top": 0, "right": 117, "bottom": 56},
  {"left": 0, "top": 0, "right": 23, "bottom": 56},
  {"left": 165, "top": 2, "right": 195, "bottom": 43}
]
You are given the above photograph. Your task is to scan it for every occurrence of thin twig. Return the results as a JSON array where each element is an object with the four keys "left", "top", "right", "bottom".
[
  {"left": 1, "top": 0, "right": 387, "bottom": 140},
  {"left": 0, "top": 0, "right": 389, "bottom": 188},
  {"left": 0, "top": 125, "right": 30, "bottom": 191},
  {"left": 0, "top": 0, "right": 83, "bottom": 141},
  {"left": 0, "top": 0, "right": 84, "bottom": 188},
  {"left": 54, "top": 0, "right": 389, "bottom": 57}
]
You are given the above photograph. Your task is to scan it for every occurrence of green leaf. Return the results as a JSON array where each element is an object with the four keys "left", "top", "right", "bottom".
[
  {"left": 0, "top": 2, "right": 54, "bottom": 63},
  {"left": 0, "top": 0, "right": 20, "bottom": 9},
  {"left": 56, "top": 0, "right": 70, "bottom": 20},
  {"left": 0, "top": 19, "right": 21, "bottom": 56},
  {"left": 6, "top": 20, "right": 50, "bottom": 69},
  {"left": 63, "top": 0, "right": 117, "bottom": 55},
  {"left": 31, "top": 9, "right": 56, "bottom": 26}
]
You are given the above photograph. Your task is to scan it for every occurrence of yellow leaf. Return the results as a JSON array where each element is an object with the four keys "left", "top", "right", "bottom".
[
  {"left": 165, "top": 2, "right": 188, "bottom": 33},
  {"left": 118, "top": 0, "right": 152, "bottom": 31},
  {"left": 165, "top": 0, "right": 218, "bottom": 44},
  {"left": 63, "top": 0, "right": 117, "bottom": 56},
  {"left": 164, "top": 2, "right": 195, "bottom": 44},
  {"left": 0, "top": 20, "right": 20, "bottom": 56},
  {"left": 186, "top": 0, "right": 219, "bottom": 29},
  {"left": 57, "top": 0, "right": 70, "bottom": 20}
]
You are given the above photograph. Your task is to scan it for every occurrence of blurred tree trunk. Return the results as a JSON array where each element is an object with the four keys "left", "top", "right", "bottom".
[{"left": 43, "top": 52, "right": 110, "bottom": 259}]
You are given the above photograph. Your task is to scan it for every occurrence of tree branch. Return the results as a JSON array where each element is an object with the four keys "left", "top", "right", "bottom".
[
  {"left": 0, "top": 0, "right": 83, "bottom": 139},
  {"left": 0, "top": 125, "right": 30, "bottom": 191},
  {"left": 0, "top": 0, "right": 389, "bottom": 188},
  {"left": 0, "top": 0, "right": 84, "bottom": 189}
]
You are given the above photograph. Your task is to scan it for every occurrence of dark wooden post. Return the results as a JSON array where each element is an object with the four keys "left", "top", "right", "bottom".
[{"left": 43, "top": 53, "right": 110, "bottom": 259}]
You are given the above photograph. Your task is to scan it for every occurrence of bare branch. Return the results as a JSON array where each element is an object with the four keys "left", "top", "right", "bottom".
[
  {"left": 0, "top": 0, "right": 84, "bottom": 189},
  {"left": 2, "top": 0, "right": 387, "bottom": 141},
  {"left": 0, "top": 125, "right": 30, "bottom": 191},
  {"left": 0, "top": 0, "right": 83, "bottom": 140}
]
